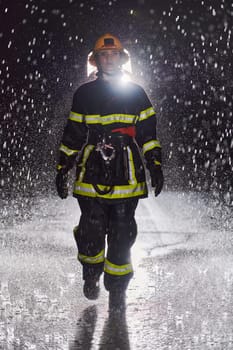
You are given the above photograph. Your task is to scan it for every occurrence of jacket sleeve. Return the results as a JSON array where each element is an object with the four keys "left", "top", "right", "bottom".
[
  {"left": 135, "top": 87, "right": 162, "bottom": 168},
  {"left": 57, "top": 88, "right": 88, "bottom": 171}
]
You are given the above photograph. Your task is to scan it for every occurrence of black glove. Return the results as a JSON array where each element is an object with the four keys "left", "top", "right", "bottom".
[
  {"left": 55, "top": 170, "right": 68, "bottom": 199},
  {"left": 148, "top": 165, "right": 164, "bottom": 197}
]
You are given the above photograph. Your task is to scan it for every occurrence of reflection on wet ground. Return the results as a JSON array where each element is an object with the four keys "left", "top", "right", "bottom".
[
  {"left": 99, "top": 309, "right": 130, "bottom": 350},
  {"left": 1, "top": 246, "right": 233, "bottom": 349},
  {"left": 69, "top": 306, "right": 130, "bottom": 350},
  {"left": 0, "top": 194, "right": 233, "bottom": 349},
  {"left": 0, "top": 272, "right": 130, "bottom": 349},
  {"left": 70, "top": 306, "right": 98, "bottom": 349}
]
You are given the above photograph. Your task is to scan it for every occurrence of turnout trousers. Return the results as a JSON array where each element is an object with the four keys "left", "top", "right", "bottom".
[{"left": 74, "top": 196, "right": 138, "bottom": 292}]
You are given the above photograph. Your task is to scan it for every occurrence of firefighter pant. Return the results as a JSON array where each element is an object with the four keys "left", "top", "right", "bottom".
[{"left": 74, "top": 196, "right": 138, "bottom": 291}]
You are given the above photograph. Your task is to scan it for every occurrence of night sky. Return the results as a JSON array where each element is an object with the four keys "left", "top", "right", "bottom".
[{"left": 0, "top": 0, "right": 232, "bottom": 203}]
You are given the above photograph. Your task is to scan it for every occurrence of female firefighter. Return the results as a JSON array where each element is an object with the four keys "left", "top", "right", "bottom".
[{"left": 55, "top": 33, "right": 164, "bottom": 310}]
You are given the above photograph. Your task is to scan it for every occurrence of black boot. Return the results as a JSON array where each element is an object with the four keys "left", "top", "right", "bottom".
[
  {"left": 83, "top": 278, "right": 100, "bottom": 300},
  {"left": 109, "top": 289, "right": 126, "bottom": 312}
]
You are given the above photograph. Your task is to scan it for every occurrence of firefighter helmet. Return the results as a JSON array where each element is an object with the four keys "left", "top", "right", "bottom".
[{"left": 88, "top": 33, "right": 129, "bottom": 67}]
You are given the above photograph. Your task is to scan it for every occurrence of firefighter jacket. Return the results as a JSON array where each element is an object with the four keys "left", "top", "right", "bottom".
[{"left": 57, "top": 77, "right": 162, "bottom": 200}]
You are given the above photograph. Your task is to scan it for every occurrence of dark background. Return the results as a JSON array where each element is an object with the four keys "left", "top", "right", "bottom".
[{"left": 0, "top": 0, "right": 232, "bottom": 204}]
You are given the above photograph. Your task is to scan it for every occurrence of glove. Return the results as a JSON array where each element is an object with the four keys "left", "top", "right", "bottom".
[
  {"left": 55, "top": 170, "right": 68, "bottom": 199},
  {"left": 148, "top": 165, "right": 164, "bottom": 197}
]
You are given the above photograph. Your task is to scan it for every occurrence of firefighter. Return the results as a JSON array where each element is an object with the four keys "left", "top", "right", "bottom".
[{"left": 55, "top": 33, "right": 164, "bottom": 310}]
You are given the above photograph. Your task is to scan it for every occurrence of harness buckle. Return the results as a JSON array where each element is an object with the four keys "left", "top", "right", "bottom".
[{"left": 96, "top": 137, "right": 116, "bottom": 163}]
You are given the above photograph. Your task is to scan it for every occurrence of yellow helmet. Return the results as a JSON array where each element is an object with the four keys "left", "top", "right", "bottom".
[{"left": 88, "top": 33, "right": 129, "bottom": 67}]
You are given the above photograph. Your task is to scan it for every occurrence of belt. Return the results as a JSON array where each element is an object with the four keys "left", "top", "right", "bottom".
[{"left": 88, "top": 127, "right": 136, "bottom": 146}]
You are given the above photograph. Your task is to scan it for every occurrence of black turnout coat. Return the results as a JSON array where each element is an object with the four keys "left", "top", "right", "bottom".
[{"left": 58, "top": 77, "right": 161, "bottom": 200}]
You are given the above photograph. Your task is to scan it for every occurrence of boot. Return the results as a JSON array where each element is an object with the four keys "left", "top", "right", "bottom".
[
  {"left": 83, "top": 278, "right": 100, "bottom": 300},
  {"left": 109, "top": 289, "right": 126, "bottom": 312}
]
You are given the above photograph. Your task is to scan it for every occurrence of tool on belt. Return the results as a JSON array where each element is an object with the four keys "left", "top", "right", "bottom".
[
  {"left": 96, "top": 137, "right": 116, "bottom": 164},
  {"left": 92, "top": 127, "right": 136, "bottom": 195},
  {"left": 93, "top": 137, "right": 116, "bottom": 195}
]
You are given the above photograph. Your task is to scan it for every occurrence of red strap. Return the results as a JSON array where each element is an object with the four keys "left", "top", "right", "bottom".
[{"left": 111, "top": 126, "right": 136, "bottom": 137}]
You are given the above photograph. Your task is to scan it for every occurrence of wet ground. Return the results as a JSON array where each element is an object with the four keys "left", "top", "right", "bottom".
[{"left": 0, "top": 191, "right": 233, "bottom": 349}]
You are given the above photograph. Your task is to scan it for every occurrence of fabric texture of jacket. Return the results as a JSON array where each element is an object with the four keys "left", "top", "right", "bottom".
[{"left": 58, "top": 77, "right": 161, "bottom": 200}]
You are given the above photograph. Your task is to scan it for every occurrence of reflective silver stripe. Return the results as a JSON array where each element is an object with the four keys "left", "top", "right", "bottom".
[
  {"left": 127, "top": 146, "right": 137, "bottom": 185},
  {"left": 104, "top": 259, "right": 133, "bottom": 276},
  {"left": 85, "top": 115, "right": 100, "bottom": 124},
  {"left": 85, "top": 114, "right": 138, "bottom": 125},
  {"left": 69, "top": 111, "right": 84, "bottom": 122},
  {"left": 142, "top": 139, "right": 161, "bottom": 155},
  {"left": 139, "top": 107, "right": 156, "bottom": 121},
  {"left": 59, "top": 143, "right": 79, "bottom": 156},
  {"left": 73, "top": 182, "right": 146, "bottom": 199},
  {"left": 78, "top": 249, "right": 105, "bottom": 264},
  {"left": 78, "top": 145, "right": 95, "bottom": 182}
]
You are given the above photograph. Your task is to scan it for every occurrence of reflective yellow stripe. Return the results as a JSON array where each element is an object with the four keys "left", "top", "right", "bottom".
[
  {"left": 59, "top": 143, "right": 79, "bottom": 156},
  {"left": 154, "top": 160, "right": 161, "bottom": 165},
  {"left": 68, "top": 113, "right": 139, "bottom": 125},
  {"left": 78, "top": 249, "right": 105, "bottom": 264},
  {"left": 127, "top": 146, "right": 137, "bottom": 185},
  {"left": 104, "top": 259, "right": 133, "bottom": 276},
  {"left": 139, "top": 107, "right": 156, "bottom": 121},
  {"left": 56, "top": 164, "right": 63, "bottom": 170},
  {"left": 85, "top": 115, "right": 101, "bottom": 124},
  {"left": 85, "top": 114, "right": 138, "bottom": 125},
  {"left": 142, "top": 139, "right": 161, "bottom": 155},
  {"left": 78, "top": 145, "right": 95, "bottom": 182},
  {"left": 73, "top": 182, "right": 147, "bottom": 199},
  {"left": 69, "top": 111, "right": 84, "bottom": 123}
]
